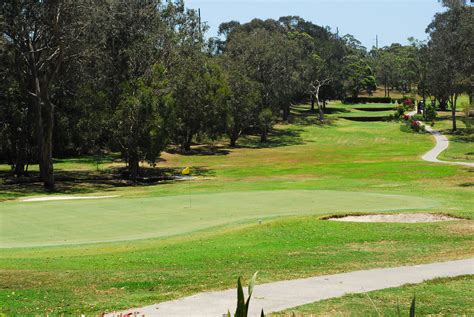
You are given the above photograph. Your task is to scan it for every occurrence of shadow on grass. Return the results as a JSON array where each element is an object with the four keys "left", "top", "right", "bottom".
[
  {"left": 0, "top": 166, "right": 213, "bottom": 201},
  {"left": 236, "top": 127, "right": 305, "bottom": 149},
  {"left": 289, "top": 106, "right": 338, "bottom": 126},
  {"left": 53, "top": 154, "right": 119, "bottom": 165},
  {"left": 341, "top": 116, "right": 391, "bottom": 122},
  {"left": 168, "top": 145, "right": 230, "bottom": 156}
]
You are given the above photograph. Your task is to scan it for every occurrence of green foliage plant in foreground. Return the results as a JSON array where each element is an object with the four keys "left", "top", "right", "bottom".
[{"left": 232, "top": 272, "right": 417, "bottom": 317}]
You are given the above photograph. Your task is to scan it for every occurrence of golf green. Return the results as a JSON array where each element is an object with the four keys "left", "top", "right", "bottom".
[{"left": 0, "top": 190, "right": 437, "bottom": 248}]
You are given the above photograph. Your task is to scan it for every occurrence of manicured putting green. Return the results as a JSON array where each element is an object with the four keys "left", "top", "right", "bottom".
[{"left": 0, "top": 190, "right": 436, "bottom": 248}]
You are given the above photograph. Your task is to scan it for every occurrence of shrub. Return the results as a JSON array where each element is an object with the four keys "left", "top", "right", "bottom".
[
  {"left": 397, "top": 97, "right": 415, "bottom": 110},
  {"left": 463, "top": 103, "right": 474, "bottom": 129},
  {"left": 423, "top": 103, "right": 437, "bottom": 124},
  {"left": 404, "top": 116, "right": 425, "bottom": 133},
  {"left": 394, "top": 104, "right": 409, "bottom": 120}
]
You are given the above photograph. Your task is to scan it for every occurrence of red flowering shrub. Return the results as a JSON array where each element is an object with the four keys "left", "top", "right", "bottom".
[{"left": 405, "top": 117, "right": 425, "bottom": 133}]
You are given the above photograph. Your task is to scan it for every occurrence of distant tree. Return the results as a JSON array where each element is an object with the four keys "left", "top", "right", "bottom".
[
  {"left": 438, "top": 0, "right": 468, "bottom": 8},
  {"left": 224, "top": 26, "right": 299, "bottom": 133},
  {"left": 222, "top": 67, "right": 260, "bottom": 147},
  {"left": 169, "top": 54, "right": 228, "bottom": 152},
  {"left": 114, "top": 67, "right": 170, "bottom": 180},
  {"left": 306, "top": 54, "right": 332, "bottom": 121},
  {"left": 343, "top": 55, "right": 377, "bottom": 98}
]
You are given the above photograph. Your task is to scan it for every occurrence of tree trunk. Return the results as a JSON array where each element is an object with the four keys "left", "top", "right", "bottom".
[
  {"left": 451, "top": 95, "right": 457, "bottom": 132},
  {"left": 282, "top": 104, "right": 290, "bottom": 121},
  {"left": 29, "top": 41, "right": 54, "bottom": 190},
  {"left": 14, "top": 160, "right": 25, "bottom": 177},
  {"left": 34, "top": 94, "right": 54, "bottom": 190},
  {"left": 14, "top": 134, "right": 27, "bottom": 177},
  {"left": 310, "top": 95, "right": 315, "bottom": 112},
  {"left": 128, "top": 152, "right": 139, "bottom": 181},
  {"left": 182, "top": 134, "right": 192, "bottom": 152},
  {"left": 229, "top": 129, "right": 239, "bottom": 147},
  {"left": 42, "top": 97, "right": 55, "bottom": 190},
  {"left": 260, "top": 129, "right": 267, "bottom": 143},
  {"left": 315, "top": 86, "right": 324, "bottom": 122}
]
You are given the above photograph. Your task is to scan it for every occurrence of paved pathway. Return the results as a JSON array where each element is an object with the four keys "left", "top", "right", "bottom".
[
  {"left": 105, "top": 258, "right": 474, "bottom": 317},
  {"left": 407, "top": 111, "right": 474, "bottom": 167}
]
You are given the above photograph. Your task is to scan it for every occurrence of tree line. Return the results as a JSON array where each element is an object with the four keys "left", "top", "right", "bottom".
[{"left": 1, "top": 0, "right": 472, "bottom": 189}]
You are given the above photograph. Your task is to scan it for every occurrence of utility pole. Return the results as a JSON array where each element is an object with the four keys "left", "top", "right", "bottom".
[
  {"left": 376, "top": 35, "right": 379, "bottom": 49},
  {"left": 336, "top": 27, "right": 339, "bottom": 39},
  {"left": 198, "top": 8, "right": 202, "bottom": 34}
]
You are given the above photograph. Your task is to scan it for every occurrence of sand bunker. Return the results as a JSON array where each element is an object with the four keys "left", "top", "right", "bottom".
[
  {"left": 328, "top": 213, "right": 461, "bottom": 223},
  {"left": 22, "top": 195, "right": 119, "bottom": 202}
]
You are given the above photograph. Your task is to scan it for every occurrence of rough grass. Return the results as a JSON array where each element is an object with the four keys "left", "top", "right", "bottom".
[{"left": 274, "top": 275, "right": 474, "bottom": 316}]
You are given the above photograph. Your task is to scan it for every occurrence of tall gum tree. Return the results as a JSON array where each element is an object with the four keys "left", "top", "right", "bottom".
[
  {"left": 427, "top": 3, "right": 473, "bottom": 131},
  {"left": 1, "top": 0, "right": 88, "bottom": 190}
]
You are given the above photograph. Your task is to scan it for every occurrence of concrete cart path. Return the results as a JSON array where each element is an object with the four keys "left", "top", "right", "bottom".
[
  {"left": 407, "top": 111, "right": 474, "bottom": 167},
  {"left": 421, "top": 125, "right": 474, "bottom": 167},
  {"left": 105, "top": 258, "right": 474, "bottom": 317}
]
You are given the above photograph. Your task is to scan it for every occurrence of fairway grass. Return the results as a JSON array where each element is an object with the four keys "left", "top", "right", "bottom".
[
  {"left": 1, "top": 104, "right": 473, "bottom": 315},
  {"left": 0, "top": 190, "right": 437, "bottom": 248}
]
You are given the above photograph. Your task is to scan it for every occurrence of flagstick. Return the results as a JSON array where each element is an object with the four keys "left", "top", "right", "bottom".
[{"left": 188, "top": 174, "right": 191, "bottom": 208}]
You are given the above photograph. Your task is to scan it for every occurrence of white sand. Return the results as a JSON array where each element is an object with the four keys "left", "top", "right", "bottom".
[
  {"left": 22, "top": 195, "right": 119, "bottom": 202},
  {"left": 329, "top": 213, "right": 461, "bottom": 223}
]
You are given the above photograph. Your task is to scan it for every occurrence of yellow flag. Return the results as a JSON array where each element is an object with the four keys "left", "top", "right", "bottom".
[{"left": 181, "top": 166, "right": 190, "bottom": 175}]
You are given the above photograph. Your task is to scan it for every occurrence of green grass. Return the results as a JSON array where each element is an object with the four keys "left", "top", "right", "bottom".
[
  {"left": 339, "top": 103, "right": 396, "bottom": 110},
  {"left": 337, "top": 110, "right": 393, "bottom": 118},
  {"left": 1, "top": 103, "right": 473, "bottom": 314},
  {"left": 433, "top": 113, "right": 474, "bottom": 163},
  {"left": 1, "top": 190, "right": 436, "bottom": 248},
  {"left": 275, "top": 275, "right": 473, "bottom": 316},
  {"left": 1, "top": 217, "right": 473, "bottom": 315}
]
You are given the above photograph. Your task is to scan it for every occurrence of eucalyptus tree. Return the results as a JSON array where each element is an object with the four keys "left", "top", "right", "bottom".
[
  {"left": 1, "top": 0, "right": 91, "bottom": 189},
  {"left": 306, "top": 54, "right": 332, "bottom": 121},
  {"left": 163, "top": 5, "right": 228, "bottom": 152},
  {"left": 114, "top": 67, "right": 171, "bottom": 180},
  {"left": 92, "top": 0, "right": 176, "bottom": 178},
  {"left": 0, "top": 40, "right": 36, "bottom": 176},
  {"left": 223, "top": 20, "right": 303, "bottom": 131},
  {"left": 426, "top": 4, "right": 473, "bottom": 131},
  {"left": 342, "top": 55, "right": 377, "bottom": 98},
  {"left": 168, "top": 53, "right": 228, "bottom": 152},
  {"left": 222, "top": 66, "right": 260, "bottom": 147}
]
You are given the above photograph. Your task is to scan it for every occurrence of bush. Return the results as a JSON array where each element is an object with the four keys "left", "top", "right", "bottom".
[
  {"left": 462, "top": 103, "right": 474, "bottom": 129},
  {"left": 424, "top": 103, "right": 437, "bottom": 124},
  {"left": 397, "top": 97, "right": 415, "bottom": 110},
  {"left": 402, "top": 115, "right": 425, "bottom": 133},
  {"left": 394, "top": 104, "right": 409, "bottom": 120},
  {"left": 342, "top": 97, "right": 392, "bottom": 104}
]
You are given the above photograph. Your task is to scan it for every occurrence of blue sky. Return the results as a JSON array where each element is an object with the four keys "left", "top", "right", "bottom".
[{"left": 186, "top": 0, "right": 445, "bottom": 49}]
